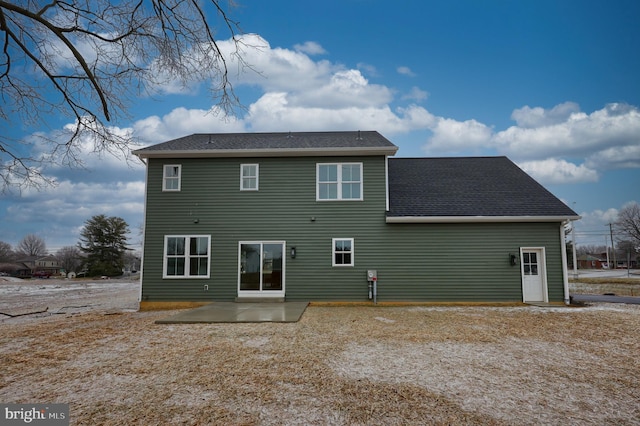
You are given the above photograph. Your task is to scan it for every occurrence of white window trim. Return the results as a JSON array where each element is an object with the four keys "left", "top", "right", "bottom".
[
  {"left": 163, "top": 164, "right": 182, "bottom": 192},
  {"left": 240, "top": 163, "right": 259, "bottom": 191},
  {"left": 316, "top": 163, "right": 363, "bottom": 201},
  {"left": 332, "top": 238, "right": 354, "bottom": 267},
  {"left": 163, "top": 235, "right": 211, "bottom": 279}
]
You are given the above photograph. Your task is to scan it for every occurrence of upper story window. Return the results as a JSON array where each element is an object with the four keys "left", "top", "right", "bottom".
[
  {"left": 241, "top": 164, "right": 259, "bottom": 191},
  {"left": 163, "top": 235, "right": 210, "bottom": 278},
  {"left": 163, "top": 164, "right": 181, "bottom": 191},
  {"left": 317, "top": 163, "right": 362, "bottom": 201}
]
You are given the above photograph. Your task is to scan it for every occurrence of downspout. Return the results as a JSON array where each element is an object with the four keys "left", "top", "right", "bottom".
[
  {"left": 560, "top": 220, "right": 571, "bottom": 305},
  {"left": 137, "top": 157, "right": 148, "bottom": 306},
  {"left": 385, "top": 156, "right": 390, "bottom": 212}
]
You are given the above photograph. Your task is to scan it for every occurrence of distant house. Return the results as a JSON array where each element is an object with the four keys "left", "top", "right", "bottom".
[
  {"left": 0, "top": 262, "right": 31, "bottom": 278},
  {"left": 594, "top": 251, "right": 639, "bottom": 269},
  {"left": 133, "top": 131, "right": 580, "bottom": 310},
  {"left": 611, "top": 251, "right": 639, "bottom": 269},
  {"left": 13, "top": 255, "right": 61, "bottom": 277},
  {"left": 577, "top": 254, "right": 607, "bottom": 269}
]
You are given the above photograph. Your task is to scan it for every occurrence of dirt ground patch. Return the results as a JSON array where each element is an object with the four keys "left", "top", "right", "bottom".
[
  {"left": 0, "top": 277, "right": 139, "bottom": 316},
  {"left": 1, "top": 279, "right": 639, "bottom": 425}
]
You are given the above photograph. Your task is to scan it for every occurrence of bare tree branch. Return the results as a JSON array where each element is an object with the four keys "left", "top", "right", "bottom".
[
  {"left": 0, "top": 0, "right": 111, "bottom": 119},
  {"left": 0, "top": 0, "right": 244, "bottom": 192},
  {"left": 616, "top": 202, "right": 640, "bottom": 247}
]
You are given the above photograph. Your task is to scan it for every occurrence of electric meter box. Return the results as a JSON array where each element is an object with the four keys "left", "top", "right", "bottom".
[{"left": 367, "top": 270, "right": 377, "bottom": 281}]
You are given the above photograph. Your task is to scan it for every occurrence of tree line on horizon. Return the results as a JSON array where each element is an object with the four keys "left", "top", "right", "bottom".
[{"left": 0, "top": 215, "right": 137, "bottom": 277}]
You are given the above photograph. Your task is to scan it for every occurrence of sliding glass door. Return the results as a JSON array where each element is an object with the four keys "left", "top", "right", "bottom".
[{"left": 239, "top": 242, "right": 284, "bottom": 296}]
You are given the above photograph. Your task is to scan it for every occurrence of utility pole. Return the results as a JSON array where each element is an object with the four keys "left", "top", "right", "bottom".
[
  {"left": 571, "top": 202, "right": 577, "bottom": 278},
  {"left": 571, "top": 223, "right": 578, "bottom": 278},
  {"left": 608, "top": 223, "right": 616, "bottom": 270}
]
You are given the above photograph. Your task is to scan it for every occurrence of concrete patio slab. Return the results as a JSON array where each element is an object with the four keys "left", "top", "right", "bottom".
[{"left": 154, "top": 302, "right": 309, "bottom": 324}]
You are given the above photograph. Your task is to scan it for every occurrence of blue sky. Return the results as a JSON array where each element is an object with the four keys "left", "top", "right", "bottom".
[{"left": 1, "top": 0, "right": 639, "bottom": 252}]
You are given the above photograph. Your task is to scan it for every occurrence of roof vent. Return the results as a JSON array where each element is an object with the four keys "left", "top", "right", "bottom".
[
  {"left": 356, "top": 130, "right": 363, "bottom": 140},
  {"left": 286, "top": 131, "right": 293, "bottom": 138}
]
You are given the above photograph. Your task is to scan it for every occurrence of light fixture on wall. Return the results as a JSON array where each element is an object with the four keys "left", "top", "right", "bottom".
[
  {"left": 290, "top": 247, "right": 296, "bottom": 259},
  {"left": 509, "top": 254, "right": 518, "bottom": 266}
]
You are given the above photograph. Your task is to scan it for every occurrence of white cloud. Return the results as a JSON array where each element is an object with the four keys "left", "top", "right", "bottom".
[
  {"left": 402, "top": 86, "right": 429, "bottom": 102},
  {"left": 127, "top": 37, "right": 432, "bottom": 136},
  {"left": 510, "top": 102, "right": 580, "bottom": 128},
  {"left": 289, "top": 69, "right": 393, "bottom": 108},
  {"left": 395, "top": 105, "right": 437, "bottom": 129},
  {"left": 20, "top": 122, "right": 145, "bottom": 185},
  {"left": 357, "top": 62, "right": 379, "bottom": 77},
  {"left": 420, "top": 102, "right": 640, "bottom": 184},
  {"left": 293, "top": 41, "right": 327, "bottom": 55},
  {"left": 133, "top": 107, "right": 245, "bottom": 144},
  {"left": 219, "top": 34, "right": 337, "bottom": 93},
  {"left": 424, "top": 118, "right": 493, "bottom": 154},
  {"left": 517, "top": 159, "right": 599, "bottom": 184},
  {"left": 586, "top": 144, "right": 640, "bottom": 170},
  {"left": 245, "top": 93, "right": 432, "bottom": 134},
  {"left": 144, "top": 62, "right": 203, "bottom": 96},
  {"left": 16, "top": 180, "right": 144, "bottom": 212},
  {"left": 584, "top": 208, "right": 619, "bottom": 225},
  {"left": 397, "top": 66, "right": 416, "bottom": 77},
  {"left": 493, "top": 103, "right": 640, "bottom": 162},
  {"left": 573, "top": 207, "right": 620, "bottom": 246}
]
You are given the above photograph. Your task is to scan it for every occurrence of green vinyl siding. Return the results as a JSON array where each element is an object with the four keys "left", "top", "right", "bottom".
[
  {"left": 140, "top": 155, "right": 388, "bottom": 302},
  {"left": 366, "top": 222, "right": 565, "bottom": 302},
  {"left": 140, "top": 155, "right": 567, "bottom": 303},
  {"left": 284, "top": 222, "right": 564, "bottom": 302}
]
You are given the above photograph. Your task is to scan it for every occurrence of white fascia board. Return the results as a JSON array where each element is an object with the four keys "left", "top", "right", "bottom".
[
  {"left": 386, "top": 215, "right": 582, "bottom": 223},
  {"left": 132, "top": 146, "right": 399, "bottom": 159}
]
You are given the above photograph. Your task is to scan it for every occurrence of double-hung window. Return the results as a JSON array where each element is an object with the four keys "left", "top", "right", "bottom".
[
  {"left": 164, "top": 235, "right": 210, "bottom": 278},
  {"left": 332, "top": 238, "right": 354, "bottom": 266},
  {"left": 240, "top": 164, "right": 259, "bottom": 191},
  {"left": 163, "top": 165, "right": 181, "bottom": 191},
  {"left": 317, "top": 163, "right": 362, "bottom": 200}
]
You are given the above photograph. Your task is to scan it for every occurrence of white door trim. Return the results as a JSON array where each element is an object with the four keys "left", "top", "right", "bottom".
[{"left": 520, "top": 247, "right": 548, "bottom": 303}]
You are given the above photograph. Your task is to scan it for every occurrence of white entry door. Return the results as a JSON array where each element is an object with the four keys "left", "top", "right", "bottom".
[{"left": 521, "top": 248, "right": 547, "bottom": 303}]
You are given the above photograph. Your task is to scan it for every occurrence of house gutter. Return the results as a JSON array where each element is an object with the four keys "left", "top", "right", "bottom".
[
  {"left": 385, "top": 156, "right": 390, "bottom": 212},
  {"left": 386, "top": 215, "right": 582, "bottom": 223},
  {"left": 132, "top": 146, "right": 399, "bottom": 159},
  {"left": 138, "top": 156, "right": 148, "bottom": 305}
]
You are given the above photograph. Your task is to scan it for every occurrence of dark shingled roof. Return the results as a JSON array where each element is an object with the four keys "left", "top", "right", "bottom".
[
  {"left": 133, "top": 131, "right": 397, "bottom": 156},
  {"left": 388, "top": 157, "right": 579, "bottom": 218}
]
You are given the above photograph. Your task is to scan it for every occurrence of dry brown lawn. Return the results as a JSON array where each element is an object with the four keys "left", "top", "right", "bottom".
[
  {"left": 1, "top": 279, "right": 639, "bottom": 425},
  {"left": 570, "top": 278, "right": 640, "bottom": 296}
]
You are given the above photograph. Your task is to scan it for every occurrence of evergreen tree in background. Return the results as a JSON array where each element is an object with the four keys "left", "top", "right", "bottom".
[{"left": 78, "top": 215, "right": 130, "bottom": 276}]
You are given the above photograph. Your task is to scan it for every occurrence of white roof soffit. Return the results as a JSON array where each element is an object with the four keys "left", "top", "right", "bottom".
[
  {"left": 132, "top": 146, "right": 399, "bottom": 159},
  {"left": 386, "top": 215, "right": 582, "bottom": 223}
]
